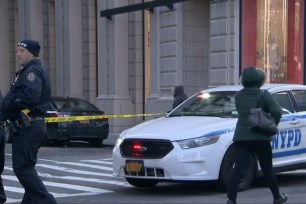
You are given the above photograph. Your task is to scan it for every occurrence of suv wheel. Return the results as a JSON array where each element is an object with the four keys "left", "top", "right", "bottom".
[{"left": 89, "top": 139, "right": 103, "bottom": 147}]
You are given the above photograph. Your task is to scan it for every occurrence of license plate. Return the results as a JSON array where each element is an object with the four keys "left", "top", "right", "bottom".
[
  {"left": 80, "top": 120, "right": 89, "bottom": 124},
  {"left": 125, "top": 160, "right": 144, "bottom": 173}
]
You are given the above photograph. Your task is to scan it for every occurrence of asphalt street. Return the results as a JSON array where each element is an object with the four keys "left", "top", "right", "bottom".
[{"left": 2, "top": 141, "right": 306, "bottom": 203}]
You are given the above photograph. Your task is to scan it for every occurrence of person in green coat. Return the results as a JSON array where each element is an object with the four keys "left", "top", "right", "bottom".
[{"left": 226, "top": 67, "right": 287, "bottom": 204}]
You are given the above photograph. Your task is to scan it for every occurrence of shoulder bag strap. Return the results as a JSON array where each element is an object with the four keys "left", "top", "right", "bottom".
[{"left": 256, "top": 89, "right": 265, "bottom": 108}]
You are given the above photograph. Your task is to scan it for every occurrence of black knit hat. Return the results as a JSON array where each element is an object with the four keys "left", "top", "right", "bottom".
[
  {"left": 17, "top": 40, "right": 41, "bottom": 57},
  {"left": 240, "top": 66, "right": 265, "bottom": 87}
]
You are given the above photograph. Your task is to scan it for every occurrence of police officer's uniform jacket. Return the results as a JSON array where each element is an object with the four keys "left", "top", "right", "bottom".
[
  {"left": 0, "top": 91, "right": 4, "bottom": 124},
  {"left": 1, "top": 59, "right": 51, "bottom": 121}
]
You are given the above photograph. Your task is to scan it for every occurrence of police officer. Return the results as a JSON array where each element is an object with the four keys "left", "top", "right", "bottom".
[
  {"left": 0, "top": 90, "right": 6, "bottom": 203},
  {"left": 0, "top": 40, "right": 57, "bottom": 204}
]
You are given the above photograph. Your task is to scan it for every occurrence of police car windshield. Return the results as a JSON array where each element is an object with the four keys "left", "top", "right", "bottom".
[{"left": 168, "top": 91, "right": 237, "bottom": 118}]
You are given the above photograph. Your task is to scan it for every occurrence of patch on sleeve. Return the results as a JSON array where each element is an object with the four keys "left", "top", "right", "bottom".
[{"left": 26, "top": 72, "right": 36, "bottom": 81}]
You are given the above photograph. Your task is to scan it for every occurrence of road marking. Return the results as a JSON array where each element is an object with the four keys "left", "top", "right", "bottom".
[
  {"left": 5, "top": 198, "right": 21, "bottom": 203},
  {"left": 2, "top": 158, "right": 126, "bottom": 203},
  {"left": 81, "top": 159, "right": 113, "bottom": 165},
  {"left": 3, "top": 175, "right": 112, "bottom": 193},
  {"left": 4, "top": 166, "right": 125, "bottom": 186},
  {"left": 4, "top": 186, "right": 24, "bottom": 193},
  {"left": 50, "top": 161, "right": 113, "bottom": 171},
  {"left": 4, "top": 186, "right": 109, "bottom": 197},
  {"left": 33, "top": 158, "right": 113, "bottom": 171},
  {"left": 4, "top": 188, "right": 111, "bottom": 203},
  {"left": 38, "top": 173, "right": 126, "bottom": 186},
  {"left": 35, "top": 164, "right": 114, "bottom": 177}
]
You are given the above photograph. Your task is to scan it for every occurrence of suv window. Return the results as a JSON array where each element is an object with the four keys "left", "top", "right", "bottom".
[{"left": 52, "top": 97, "right": 99, "bottom": 111}]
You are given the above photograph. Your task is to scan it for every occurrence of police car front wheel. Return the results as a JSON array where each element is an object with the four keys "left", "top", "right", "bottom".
[{"left": 218, "top": 145, "right": 256, "bottom": 192}]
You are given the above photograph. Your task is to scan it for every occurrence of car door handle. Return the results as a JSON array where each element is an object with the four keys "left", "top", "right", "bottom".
[{"left": 290, "top": 119, "right": 300, "bottom": 125}]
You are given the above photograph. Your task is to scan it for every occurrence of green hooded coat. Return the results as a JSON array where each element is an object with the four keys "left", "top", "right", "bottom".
[{"left": 233, "top": 67, "right": 282, "bottom": 141}]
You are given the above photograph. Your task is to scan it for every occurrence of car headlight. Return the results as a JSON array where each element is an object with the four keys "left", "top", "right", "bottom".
[
  {"left": 177, "top": 135, "right": 220, "bottom": 149},
  {"left": 115, "top": 137, "right": 124, "bottom": 148}
]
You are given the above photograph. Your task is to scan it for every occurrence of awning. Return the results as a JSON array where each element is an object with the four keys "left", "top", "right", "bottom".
[{"left": 100, "top": 0, "right": 188, "bottom": 20}]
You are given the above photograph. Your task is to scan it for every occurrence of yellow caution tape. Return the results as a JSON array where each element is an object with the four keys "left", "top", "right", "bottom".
[{"left": 45, "top": 113, "right": 165, "bottom": 123}]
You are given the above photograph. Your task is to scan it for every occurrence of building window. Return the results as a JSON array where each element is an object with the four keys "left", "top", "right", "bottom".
[
  {"left": 256, "top": 0, "right": 288, "bottom": 83},
  {"left": 241, "top": 0, "right": 304, "bottom": 84}
]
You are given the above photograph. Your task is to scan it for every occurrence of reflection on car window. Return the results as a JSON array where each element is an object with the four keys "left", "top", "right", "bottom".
[
  {"left": 53, "top": 97, "right": 99, "bottom": 111},
  {"left": 169, "top": 91, "right": 237, "bottom": 118},
  {"left": 291, "top": 90, "right": 306, "bottom": 112},
  {"left": 272, "top": 91, "right": 295, "bottom": 115}
]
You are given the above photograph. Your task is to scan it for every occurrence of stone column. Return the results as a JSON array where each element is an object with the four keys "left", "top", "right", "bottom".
[
  {"left": 0, "top": 0, "right": 10, "bottom": 92},
  {"left": 97, "top": 0, "right": 133, "bottom": 136},
  {"left": 55, "top": 0, "right": 83, "bottom": 97},
  {"left": 18, "top": 0, "right": 44, "bottom": 59},
  {"left": 209, "top": 0, "right": 240, "bottom": 86}
]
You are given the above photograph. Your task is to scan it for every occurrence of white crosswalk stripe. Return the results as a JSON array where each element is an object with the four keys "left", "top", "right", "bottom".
[
  {"left": 38, "top": 159, "right": 113, "bottom": 171},
  {"left": 36, "top": 164, "right": 114, "bottom": 177},
  {"left": 2, "top": 157, "right": 126, "bottom": 203}
]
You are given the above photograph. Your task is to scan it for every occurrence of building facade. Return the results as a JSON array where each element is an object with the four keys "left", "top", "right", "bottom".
[{"left": 0, "top": 0, "right": 304, "bottom": 137}]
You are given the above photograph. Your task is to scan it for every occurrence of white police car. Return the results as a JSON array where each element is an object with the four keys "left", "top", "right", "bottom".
[{"left": 112, "top": 84, "right": 306, "bottom": 191}]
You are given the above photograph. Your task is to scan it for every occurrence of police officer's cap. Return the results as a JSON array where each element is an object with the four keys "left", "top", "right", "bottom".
[{"left": 17, "top": 40, "right": 41, "bottom": 57}]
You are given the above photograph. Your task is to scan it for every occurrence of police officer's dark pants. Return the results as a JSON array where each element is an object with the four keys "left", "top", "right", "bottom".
[
  {"left": 12, "top": 120, "right": 57, "bottom": 204},
  {"left": 0, "top": 128, "right": 6, "bottom": 203}
]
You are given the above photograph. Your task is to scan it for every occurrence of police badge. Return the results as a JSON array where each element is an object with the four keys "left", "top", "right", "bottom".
[{"left": 26, "top": 72, "right": 36, "bottom": 81}]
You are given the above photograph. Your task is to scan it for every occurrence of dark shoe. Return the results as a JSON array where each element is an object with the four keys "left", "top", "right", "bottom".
[
  {"left": 274, "top": 193, "right": 288, "bottom": 204},
  {"left": 226, "top": 199, "right": 237, "bottom": 204}
]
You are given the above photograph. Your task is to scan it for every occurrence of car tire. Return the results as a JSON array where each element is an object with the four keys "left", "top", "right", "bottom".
[
  {"left": 89, "top": 139, "right": 103, "bottom": 147},
  {"left": 218, "top": 145, "right": 255, "bottom": 192},
  {"left": 125, "top": 178, "right": 158, "bottom": 188},
  {"left": 41, "top": 134, "right": 50, "bottom": 146}
]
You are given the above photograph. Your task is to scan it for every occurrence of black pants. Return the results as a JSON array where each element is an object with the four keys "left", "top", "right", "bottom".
[
  {"left": 227, "top": 141, "right": 280, "bottom": 202},
  {"left": 0, "top": 128, "right": 6, "bottom": 203},
  {"left": 12, "top": 120, "right": 57, "bottom": 204}
]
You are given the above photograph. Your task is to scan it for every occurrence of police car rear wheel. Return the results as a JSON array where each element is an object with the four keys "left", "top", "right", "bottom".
[
  {"left": 218, "top": 145, "right": 255, "bottom": 192},
  {"left": 126, "top": 178, "right": 158, "bottom": 188},
  {"left": 89, "top": 139, "right": 103, "bottom": 147}
]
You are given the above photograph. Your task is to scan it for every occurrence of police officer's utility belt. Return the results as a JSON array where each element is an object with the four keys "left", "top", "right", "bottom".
[
  {"left": 14, "top": 117, "right": 44, "bottom": 128},
  {"left": 29, "top": 116, "right": 44, "bottom": 121}
]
